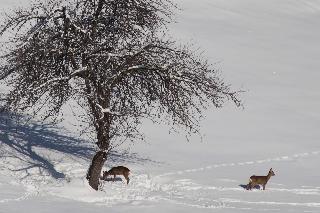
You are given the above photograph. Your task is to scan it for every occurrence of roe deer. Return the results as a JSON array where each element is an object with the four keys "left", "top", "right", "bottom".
[
  {"left": 247, "top": 168, "right": 275, "bottom": 190},
  {"left": 101, "top": 166, "right": 130, "bottom": 184}
]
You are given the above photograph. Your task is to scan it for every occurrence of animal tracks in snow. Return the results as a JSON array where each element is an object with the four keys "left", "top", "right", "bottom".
[
  {"left": 0, "top": 182, "right": 37, "bottom": 204},
  {"left": 143, "top": 178, "right": 320, "bottom": 211},
  {"left": 0, "top": 191, "right": 34, "bottom": 204},
  {"left": 221, "top": 198, "right": 320, "bottom": 209},
  {"left": 2, "top": 150, "right": 319, "bottom": 212},
  {"left": 156, "top": 151, "right": 320, "bottom": 178},
  {"left": 140, "top": 150, "right": 320, "bottom": 211}
]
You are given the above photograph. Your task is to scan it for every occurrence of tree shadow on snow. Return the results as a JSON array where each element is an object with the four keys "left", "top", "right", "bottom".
[
  {"left": 0, "top": 111, "right": 159, "bottom": 181},
  {"left": 0, "top": 111, "right": 94, "bottom": 180}
]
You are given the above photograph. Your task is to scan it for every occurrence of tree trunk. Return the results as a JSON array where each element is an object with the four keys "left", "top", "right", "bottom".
[
  {"left": 84, "top": 63, "right": 112, "bottom": 190},
  {"left": 86, "top": 109, "right": 111, "bottom": 190},
  {"left": 87, "top": 150, "right": 107, "bottom": 190}
]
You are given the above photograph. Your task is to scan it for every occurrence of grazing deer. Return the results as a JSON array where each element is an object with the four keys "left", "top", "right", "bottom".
[
  {"left": 247, "top": 168, "right": 275, "bottom": 190},
  {"left": 101, "top": 166, "right": 130, "bottom": 184}
]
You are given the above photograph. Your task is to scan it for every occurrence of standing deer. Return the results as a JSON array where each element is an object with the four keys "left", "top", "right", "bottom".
[
  {"left": 247, "top": 168, "right": 275, "bottom": 190},
  {"left": 101, "top": 166, "right": 130, "bottom": 184}
]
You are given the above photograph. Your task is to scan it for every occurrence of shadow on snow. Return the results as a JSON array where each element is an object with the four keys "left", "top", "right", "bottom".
[
  {"left": 239, "top": 184, "right": 261, "bottom": 190},
  {"left": 0, "top": 111, "right": 158, "bottom": 181}
]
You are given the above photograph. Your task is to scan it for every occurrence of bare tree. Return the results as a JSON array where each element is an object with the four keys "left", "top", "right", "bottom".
[{"left": 0, "top": 0, "right": 241, "bottom": 190}]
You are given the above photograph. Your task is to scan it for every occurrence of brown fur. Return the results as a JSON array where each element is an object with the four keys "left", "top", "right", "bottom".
[
  {"left": 247, "top": 168, "right": 275, "bottom": 190},
  {"left": 101, "top": 166, "right": 130, "bottom": 184}
]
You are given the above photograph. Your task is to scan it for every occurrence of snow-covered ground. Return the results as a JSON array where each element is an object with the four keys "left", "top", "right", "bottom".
[{"left": 1, "top": 0, "right": 320, "bottom": 212}]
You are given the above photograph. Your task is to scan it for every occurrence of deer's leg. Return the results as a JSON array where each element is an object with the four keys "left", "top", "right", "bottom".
[
  {"left": 246, "top": 182, "right": 251, "bottom": 190},
  {"left": 248, "top": 181, "right": 254, "bottom": 190},
  {"left": 113, "top": 174, "right": 116, "bottom": 181},
  {"left": 125, "top": 176, "right": 129, "bottom": 184},
  {"left": 251, "top": 182, "right": 257, "bottom": 190},
  {"left": 263, "top": 184, "right": 266, "bottom": 190}
]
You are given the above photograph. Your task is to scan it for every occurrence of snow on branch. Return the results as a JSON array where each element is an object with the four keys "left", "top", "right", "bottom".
[
  {"left": 128, "top": 65, "right": 145, "bottom": 70},
  {"left": 70, "top": 66, "right": 88, "bottom": 78},
  {"left": 32, "top": 66, "right": 87, "bottom": 92},
  {"left": 96, "top": 104, "right": 121, "bottom": 120},
  {"left": 33, "top": 76, "right": 70, "bottom": 92}
]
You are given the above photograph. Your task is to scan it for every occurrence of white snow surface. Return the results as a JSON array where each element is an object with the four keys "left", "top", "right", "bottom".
[{"left": 1, "top": 0, "right": 320, "bottom": 212}]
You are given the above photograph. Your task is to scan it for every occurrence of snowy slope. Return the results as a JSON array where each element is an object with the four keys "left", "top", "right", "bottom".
[{"left": 1, "top": 0, "right": 320, "bottom": 212}]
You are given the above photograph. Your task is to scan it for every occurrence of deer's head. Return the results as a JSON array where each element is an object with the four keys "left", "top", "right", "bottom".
[{"left": 269, "top": 168, "right": 275, "bottom": 176}]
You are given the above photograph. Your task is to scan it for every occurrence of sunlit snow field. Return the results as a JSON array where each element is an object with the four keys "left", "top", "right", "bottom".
[{"left": 1, "top": 0, "right": 320, "bottom": 212}]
